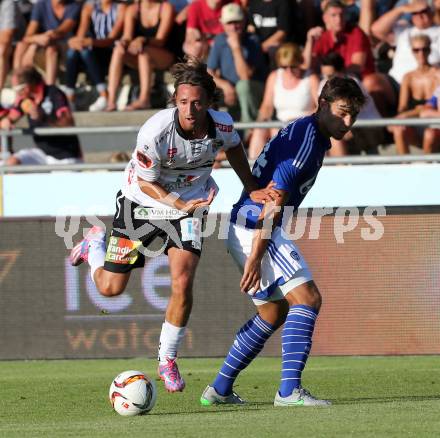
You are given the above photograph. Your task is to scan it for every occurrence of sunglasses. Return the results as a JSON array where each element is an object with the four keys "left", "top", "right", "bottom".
[
  {"left": 280, "top": 65, "right": 299, "bottom": 69},
  {"left": 412, "top": 8, "right": 430, "bottom": 16},
  {"left": 412, "top": 46, "right": 430, "bottom": 53}
]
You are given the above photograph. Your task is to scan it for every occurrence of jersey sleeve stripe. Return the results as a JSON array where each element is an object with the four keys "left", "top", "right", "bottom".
[
  {"left": 288, "top": 120, "right": 298, "bottom": 141},
  {"left": 298, "top": 130, "right": 316, "bottom": 170},
  {"left": 292, "top": 123, "right": 313, "bottom": 168}
]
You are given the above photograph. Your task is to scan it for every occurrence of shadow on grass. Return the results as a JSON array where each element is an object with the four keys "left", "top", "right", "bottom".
[
  {"left": 146, "top": 395, "right": 440, "bottom": 416},
  {"left": 332, "top": 394, "right": 440, "bottom": 405},
  {"left": 147, "top": 403, "right": 270, "bottom": 416}
]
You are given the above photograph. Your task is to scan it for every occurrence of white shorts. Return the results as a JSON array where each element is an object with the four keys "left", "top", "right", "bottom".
[
  {"left": 0, "top": 0, "right": 17, "bottom": 31},
  {"left": 14, "top": 148, "right": 83, "bottom": 165},
  {"left": 227, "top": 223, "right": 313, "bottom": 306}
]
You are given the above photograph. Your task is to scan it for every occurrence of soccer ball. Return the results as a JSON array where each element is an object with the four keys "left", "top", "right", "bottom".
[{"left": 109, "top": 370, "right": 157, "bottom": 416}]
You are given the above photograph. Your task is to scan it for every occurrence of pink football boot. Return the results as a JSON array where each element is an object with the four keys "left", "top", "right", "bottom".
[
  {"left": 70, "top": 226, "right": 105, "bottom": 266},
  {"left": 158, "top": 358, "right": 186, "bottom": 392}
]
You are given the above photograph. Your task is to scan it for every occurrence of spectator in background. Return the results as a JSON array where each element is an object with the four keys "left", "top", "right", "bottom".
[
  {"left": 0, "top": 66, "right": 82, "bottom": 165},
  {"left": 319, "top": 52, "right": 384, "bottom": 155},
  {"left": 109, "top": 150, "right": 130, "bottom": 162},
  {"left": 434, "top": 0, "right": 440, "bottom": 25},
  {"left": 65, "top": 0, "right": 126, "bottom": 112},
  {"left": 390, "top": 34, "right": 440, "bottom": 154},
  {"left": 183, "top": 0, "right": 233, "bottom": 60},
  {"left": 248, "top": 42, "right": 319, "bottom": 159},
  {"left": 207, "top": 3, "right": 266, "bottom": 124},
  {"left": 0, "top": 0, "right": 18, "bottom": 91},
  {"left": 305, "top": 0, "right": 397, "bottom": 116},
  {"left": 105, "top": 0, "right": 175, "bottom": 111},
  {"left": 417, "top": 86, "right": 440, "bottom": 153},
  {"left": 167, "top": 0, "right": 192, "bottom": 59},
  {"left": 247, "top": 0, "right": 295, "bottom": 64},
  {"left": 305, "top": 0, "right": 375, "bottom": 78},
  {"left": 371, "top": 0, "right": 440, "bottom": 84},
  {"left": 13, "top": 0, "right": 81, "bottom": 85}
]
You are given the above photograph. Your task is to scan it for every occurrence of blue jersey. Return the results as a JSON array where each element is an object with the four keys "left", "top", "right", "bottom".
[{"left": 231, "top": 115, "right": 331, "bottom": 228}]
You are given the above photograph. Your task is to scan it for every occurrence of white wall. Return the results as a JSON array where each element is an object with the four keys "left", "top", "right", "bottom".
[{"left": 2, "top": 164, "right": 440, "bottom": 217}]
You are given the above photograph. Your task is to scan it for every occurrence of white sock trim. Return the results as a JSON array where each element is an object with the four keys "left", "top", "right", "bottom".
[
  {"left": 88, "top": 240, "right": 106, "bottom": 283},
  {"left": 158, "top": 320, "right": 186, "bottom": 364}
]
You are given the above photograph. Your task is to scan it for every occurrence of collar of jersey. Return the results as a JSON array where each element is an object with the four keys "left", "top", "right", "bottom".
[{"left": 173, "top": 108, "right": 216, "bottom": 140}]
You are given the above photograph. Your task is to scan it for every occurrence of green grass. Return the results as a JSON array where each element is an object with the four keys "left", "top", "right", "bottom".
[{"left": 1, "top": 356, "right": 440, "bottom": 437}]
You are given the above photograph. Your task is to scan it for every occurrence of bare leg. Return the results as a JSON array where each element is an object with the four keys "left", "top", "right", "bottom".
[
  {"left": 363, "top": 73, "right": 397, "bottom": 117},
  {"left": 21, "top": 44, "right": 38, "bottom": 67},
  {"left": 5, "top": 155, "right": 21, "bottom": 165},
  {"left": 93, "top": 268, "right": 131, "bottom": 297},
  {"left": 125, "top": 51, "right": 152, "bottom": 110},
  {"left": 0, "top": 29, "right": 13, "bottom": 90},
  {"left": 106, "top": 45, "right": 126, "bottom": 110},
  {"left": 44, "top": 45, "right": 59, "bottom": 85},
  {"left": 423, "top": 128, "right": 440, "bottom": 153},
  {"left": 13, "top": 41, "right": 30, "bottom": 68},
  {"left": 257, "top": 299, "right": 289, "bottom": 327},
  {"left": 248, "top": 128, "right": 270, "bottom": 159},
  {"left": 285, "top": 280, "right": 322, "bottom": 309},
  {"left": 165, "top": 247, "right": 200, "bottom": 326},
  {"left": 391, "top": 125, "right": 410, "bottom": 154}
]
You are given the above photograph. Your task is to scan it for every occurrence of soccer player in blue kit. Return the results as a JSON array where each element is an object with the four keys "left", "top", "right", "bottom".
[{"left": 201, "top": 76, "right": 366, "bottom": 407}]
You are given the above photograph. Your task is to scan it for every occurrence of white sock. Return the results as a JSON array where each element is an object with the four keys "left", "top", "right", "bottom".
[
  {"left": 158, "top": 320, "right": 186, "bottom": 364},
  {"left": 88, "top": 239, "right": 106, "bottom": 282}
]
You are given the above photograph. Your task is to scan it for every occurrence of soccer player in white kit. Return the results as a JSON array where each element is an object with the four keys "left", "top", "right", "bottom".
[
  {"left": 201, "top": 77, "right": 366, "bottom": 406},
  {"left": 70, "top": 58, "right": 276, "bottom": 392}
]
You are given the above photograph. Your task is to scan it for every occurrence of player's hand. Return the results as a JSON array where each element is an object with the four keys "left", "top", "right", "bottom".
[
  {"left": 182, "top": 188, "right": 216, "bottom": 213},
  {"left": 240, "top": 256, "right": 262, "bottom": 294},
  {"left": 249, "top": 181, "right": 281, "bottom": 204}
]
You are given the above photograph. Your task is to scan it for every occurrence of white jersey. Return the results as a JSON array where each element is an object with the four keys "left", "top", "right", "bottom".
[{"left": 121, "top": 107, "right": 241, "bottom": 210}]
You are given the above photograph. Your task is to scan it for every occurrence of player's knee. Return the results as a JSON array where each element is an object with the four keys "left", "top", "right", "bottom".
[
  {"left": 312, "top": 290, "right": 322, "bottom": 311},
  {"left": 172, "top": 272, "right": 194, "bottom": 294},
  {"left": 288, "top": 282, "right": 322, "bottom": 310},
  {"left": 306, "top": 283, "right": 322, "bottom": 310},
  {"left": 98, "top": 282, "right": 125, "bottom": 297}
]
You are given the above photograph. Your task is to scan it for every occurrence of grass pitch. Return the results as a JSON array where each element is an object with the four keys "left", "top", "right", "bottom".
[{"left": 1, "top": 356, "right": 439, "bottom": 437}]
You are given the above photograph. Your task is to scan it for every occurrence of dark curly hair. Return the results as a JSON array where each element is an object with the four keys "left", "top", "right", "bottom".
[
  {"left": 319, "top": 76, "right": 366, "bottom": 115},
  {"left": 170, "top": 57, "right": 221, "bottom": 105}
]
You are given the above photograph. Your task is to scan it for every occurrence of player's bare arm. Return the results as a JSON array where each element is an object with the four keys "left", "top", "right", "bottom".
[
  {"left": 137, "top": 176, "right": 215, "bottom": 213},
  {"left": 240, "top": 187, "right": 289, "bottom": 293},
  {"left": 225, "top": 144, "right": 280, "bottom": 203}
]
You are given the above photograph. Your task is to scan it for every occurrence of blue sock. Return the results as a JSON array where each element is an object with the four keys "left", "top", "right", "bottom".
[
  {"left": 279, "top": 305, "right": 318, "bottom": 397},
  {"left": 213, "top": 314, "right": 275, "bottom": 396}
]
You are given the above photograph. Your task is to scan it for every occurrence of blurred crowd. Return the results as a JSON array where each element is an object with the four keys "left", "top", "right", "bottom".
[{"left": 1, "top": 0, "right": 440, "bottom": 162}]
